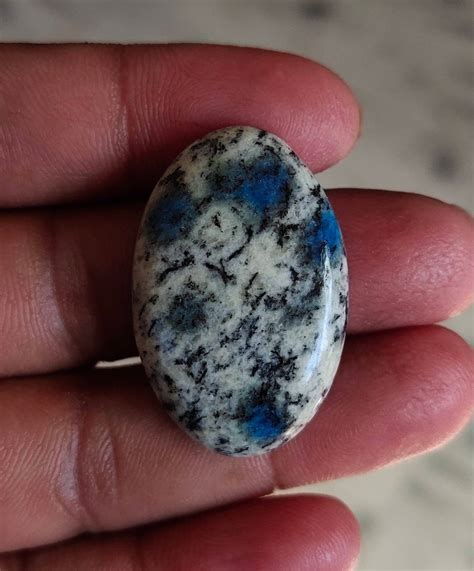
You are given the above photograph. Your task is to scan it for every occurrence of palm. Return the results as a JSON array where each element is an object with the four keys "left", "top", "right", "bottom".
[{"left": 0, "top": 44, "right": 472, "bottom": 571}]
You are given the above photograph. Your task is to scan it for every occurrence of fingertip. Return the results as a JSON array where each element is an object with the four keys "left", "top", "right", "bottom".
[
  {"left": 294, "top": 61, "right": 362, "bottom": 171},
  {"left": 436, "top": 201, "right": 474, "bottom": 317},
  {"left": 329, "top": 190, "right": 474, "bottom": 332},
  {"left": 405, "top": 325, "right": 474, "bottom": 442},
  {"left": 298, "top": 495, "right": 361, "bottom": 571},
  {"left": 410, "top": 196, "right": 474, "bottom": 321},
  {"left": 126, "top": 45, "right": 361, "bottom": 180},
  {"left": 144, "top": 494, "right": 361, "bottom": 571},
  {"left": 361, "top": 325, "right": 473, "bottom": 457}
]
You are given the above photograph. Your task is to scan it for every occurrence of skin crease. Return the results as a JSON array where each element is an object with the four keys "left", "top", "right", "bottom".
[{"left": 0, "top": 44, "right": 472, "bottom": 570}]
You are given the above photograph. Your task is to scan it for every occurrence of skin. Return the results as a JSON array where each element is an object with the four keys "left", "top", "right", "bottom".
[{"left": 0, "top": 44, "right": 472, "bottom": 570}]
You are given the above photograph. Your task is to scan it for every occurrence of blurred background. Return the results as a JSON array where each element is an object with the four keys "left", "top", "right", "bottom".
[{"left": 1, "top": 1, "right": 472, "bottom": 569}]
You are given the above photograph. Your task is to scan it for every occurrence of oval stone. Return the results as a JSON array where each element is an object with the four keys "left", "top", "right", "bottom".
[{"left": 133, "top": 126, "right": 348, "bottom": 456}]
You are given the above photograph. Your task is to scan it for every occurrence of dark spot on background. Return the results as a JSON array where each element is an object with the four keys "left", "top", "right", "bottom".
[
  {"left": 450, "top": 20, "right": 474, "bottom": 41},
  {"left": 450, "top": 60, "right": 474, "bottom": 89},
  {"left": 404, "top": 67, "right": 430, "bottom": 90},
  {"left": 0, "top": 0, "right": 11, "bottom": 21},
  {"left": 357, "top": 511, "right": 377, "bottom": 534},
  {"left": 442, "top": 0, "right": 467, "bottom": 6},
  {"left": 298, "top": 0, "right": 335, "bottom": 19},
  {"left": 404, "top": 478, "right": 451, "bottom": 507},
  {"left": 431, "top": 148, "right": 458, "bottom": 180},
  {"left": 426, "top": 452, "right": 471, "bottom": 485}
]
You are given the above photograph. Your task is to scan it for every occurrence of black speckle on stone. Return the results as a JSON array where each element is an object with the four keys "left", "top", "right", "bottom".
[
  {"left": 204, "top": 259, "right": 235, "bottom": 285},
  {"left": 230, "top": 128, "right": 244, "bottom": 144},
  {"left": 307, "top": 271, "right": 323, "bottom": 298},
  {"left": 184, "top": 277, "right": 200, "bottom": 292},
  {"left": 160, "top": 166, "right": 185, "bottom": 188},
  {"left": 163, "top": 400, "right": 176, "bottom": 412},
  {"left": 197, "top": 195, "right": 213, "bottom": 213},
  {"left": 310, "top": 183, "right": 322, "bottom": 197},
  {"left": 138, "top": 294, "right": 159, "bottom": 319},
  {"left": 249, "top": 292, "right": 265, "bottom": 311},
  {"left": 289, "top": 266, "right": 300, "bottom": 285},
  {"left": 244, "top": 272, "right": 259, "bottom": 299},
  {"left": 275, "top": 222, "right": 299, "bottom": 247},
  {"left": 175, "top": 345, "right": 209, "bottom": 384},
  {"left": 284, "top": 391, "right": 306, "bottom": 407},
  {"left": 251, "top": 345, "right": 298, "bottom": 383},
  {"left": 212, "top": 212, "right": 222, "bottom": 229},
  {"left": 226, "top": 241, "right": 246, "bottom": 262},
  {"left": 163, "top": 374, "right": 178, "bottom": 394},
  {"left": 214, "top": 360, "right": 232, "bottom": 371},
  {"left": 234, "top": 446, "right": 249, "bottom": 454},
  {"left": 189, "top": 137, "right": 226, "bottom": 158},
  {"left": 158, "top": 251, "right": 195, "bottom": 283},
  {"left": 147, "top": 319, "right": 158, "bottom": 337},
  {"left": 226, "top": 227, "right": 252, "bottom": 262},
  {"left": 264, "top": 291, "right": 288, "bottom": 311},
  {"left": 179, "top": 404, "right": 203, "bottom": 432}
]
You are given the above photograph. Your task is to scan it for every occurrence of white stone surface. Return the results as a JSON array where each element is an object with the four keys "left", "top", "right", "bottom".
[{"left": 133, "top": 127, "right": 347, "bottom": 455}]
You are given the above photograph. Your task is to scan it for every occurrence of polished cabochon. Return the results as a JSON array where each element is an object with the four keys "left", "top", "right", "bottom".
[{"left": 132, "top": 126, "right": 348, "bottom": 456}]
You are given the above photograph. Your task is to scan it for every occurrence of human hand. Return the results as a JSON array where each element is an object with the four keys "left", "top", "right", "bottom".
[{"left": 0, "top": 44, "right": 472, "bottom": 570}]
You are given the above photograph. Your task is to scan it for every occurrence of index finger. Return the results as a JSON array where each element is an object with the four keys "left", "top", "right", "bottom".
[{"left": 0, "top": 43, "right": 360, "bottom": 207}]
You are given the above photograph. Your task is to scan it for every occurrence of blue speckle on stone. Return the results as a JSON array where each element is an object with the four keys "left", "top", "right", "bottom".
[
  {"left": 236, "top": 158, "right": 289, "bottom": 215},
  {"left": 305, "top": 207, "right": 342, "bottom": 262},
  {"left": 146, "top": 190, "right": 196, "bottom": 244},
  {"left": 245, "top": 403, "right": 284, "bottom": 441},
  {"left": 167, "top": 293, "right": 207, "bottom": 332},
  {"left": 209, "top": 155, "right": 290, "bottom": 220}
]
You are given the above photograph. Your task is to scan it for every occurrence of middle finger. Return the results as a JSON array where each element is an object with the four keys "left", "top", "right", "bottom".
[{"left": 0, "top": 189, "right": 472, "bottom": 377}]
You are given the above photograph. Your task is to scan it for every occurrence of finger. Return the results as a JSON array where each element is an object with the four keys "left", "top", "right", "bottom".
[
  {"left": 0, "top": 496, "right": 359, "bottom": 571},
  {"left": 332, "top": 189, "right": 474, "bottom": 332},
  {"left": 0, "top": 44, "right": 360, "bottom": 207},
  {"left": 0, "top": 326, "right": 471, "bottom": 552},
  {"left": 1, "top": 191, "right": 472, "bottom": 377}
]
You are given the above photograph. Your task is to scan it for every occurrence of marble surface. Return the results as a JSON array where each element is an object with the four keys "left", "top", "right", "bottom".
[
  {"left": 2, "top": 1, "right": 472, "bottom": 568},
  {"left": 133, "top": 127, "right": 347, "bottom": 455}
]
